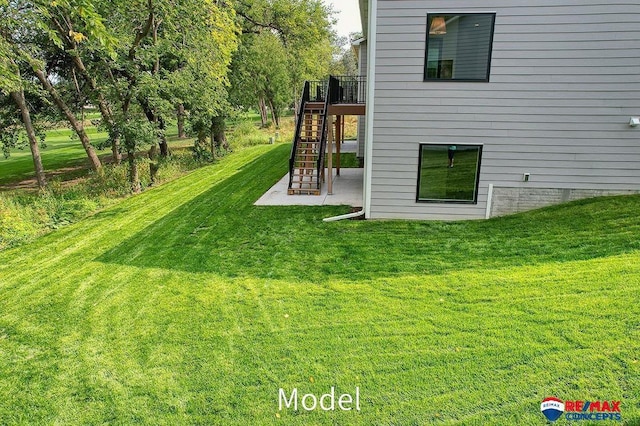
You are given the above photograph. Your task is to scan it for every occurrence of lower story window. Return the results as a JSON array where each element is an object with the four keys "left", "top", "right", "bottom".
[{"left": 417, "top": 144, "right": 482, "bottom": 203}]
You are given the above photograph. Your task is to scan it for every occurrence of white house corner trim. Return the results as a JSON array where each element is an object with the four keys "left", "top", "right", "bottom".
[{"left": 363, "top": 0, "right": 377, "bottom": 219}]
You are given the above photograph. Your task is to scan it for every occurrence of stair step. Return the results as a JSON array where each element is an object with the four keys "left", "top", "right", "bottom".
[
  {"left": 288, "top": 189, "right": 321, "bottom": 196},
  {"left": 290, "top": 185, "right": 318, "bottom": 190},
  {"left": 290, "top": 183, "right": 319, "bottom": 188}
]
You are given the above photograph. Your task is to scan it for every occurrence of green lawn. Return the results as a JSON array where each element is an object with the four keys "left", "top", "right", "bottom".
[{"left": 0, "top": 144, "right": 639, "bottom": 425}]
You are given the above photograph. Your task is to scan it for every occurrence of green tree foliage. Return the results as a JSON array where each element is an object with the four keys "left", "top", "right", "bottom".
[
  {"left": 329, "top": 35, "right": 359, "bottom": 77},
  {"left": 1, "top": 0, "right": 341, "bottom": 191},
  {"left": 1, "top": 0, "right": 238, "bottom": 191},
  {"left": 94, "top": 0, "right": 238, "bottom": 190},
  {"left": 231, "top": 32, "right": 290, "bottom": 127},
  {"left": 0, "top": 0, "right": 107, "bottom": 175},
  {"left": 232, "top": 0, "right": 336, "bottom": 124}
]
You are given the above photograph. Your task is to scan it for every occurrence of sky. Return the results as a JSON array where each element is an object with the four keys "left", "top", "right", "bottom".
[{"left": 325, "top": 0, "right": 363, "bottom": 41}]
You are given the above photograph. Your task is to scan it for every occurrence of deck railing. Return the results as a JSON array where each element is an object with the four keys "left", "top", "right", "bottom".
[
  {"left": 329, "top": 75, "right": 366, "bottom": 104},
  {"left": 300, "top": 76, "right": 366, "bottom": 105},
  {"left": 307, "top": 80, "right": 328, "bottom": 103}
]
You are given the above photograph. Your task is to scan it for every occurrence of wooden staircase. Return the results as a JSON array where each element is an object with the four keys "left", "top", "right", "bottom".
[{"left": 288, "top": 101, "right": 327, "bottom": 195}]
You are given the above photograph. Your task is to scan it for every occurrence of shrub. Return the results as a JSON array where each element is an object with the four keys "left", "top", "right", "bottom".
[
  {"left": 0, "top": 195, "right": 40, "bottom": 250},
  {"left": 229, "top": 121, "right": 271, "bottom": 148}
]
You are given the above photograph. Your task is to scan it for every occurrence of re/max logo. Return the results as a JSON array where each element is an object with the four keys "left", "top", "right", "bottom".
[{"left": 565, "top": 400, "right": 621, "bottom": 412}]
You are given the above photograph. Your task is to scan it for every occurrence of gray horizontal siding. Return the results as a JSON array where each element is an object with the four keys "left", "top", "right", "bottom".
[
  {"left": 358, "top": 41, "right": 368, "bottom": 158},
  {"left": 369, "top": 0, "right": 640, "bottom": 220}
]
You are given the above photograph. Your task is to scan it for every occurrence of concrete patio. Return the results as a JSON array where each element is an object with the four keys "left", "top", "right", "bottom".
[
  {"left": 254, "top": 168, "right": 363, "bottom": 207},
  {"left": 255, "top": 139, "right": 363, "bottom": 206},
  {"left": 255, "top": 140, "right": 363, "bottom": 207}
]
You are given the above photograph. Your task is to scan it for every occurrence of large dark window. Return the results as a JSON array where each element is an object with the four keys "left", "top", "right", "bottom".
[
  {"left": 424, "top": 14, "right": 496, "bottom": 82},
  {"left": 417, "top": 144, "right": 482, "bottom": 203}
]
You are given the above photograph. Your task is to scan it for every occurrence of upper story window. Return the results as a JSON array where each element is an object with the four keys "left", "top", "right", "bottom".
[{"left": 424, "top": 13, "right": 496, "bottom": 82}]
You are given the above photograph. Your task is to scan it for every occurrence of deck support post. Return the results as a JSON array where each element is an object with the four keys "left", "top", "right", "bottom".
[
  {"left": 336, "top": 115, "right": 342, "bottom": 176},
  {"left": 327, "top": 114, "right": 334, "bottom": 195}
]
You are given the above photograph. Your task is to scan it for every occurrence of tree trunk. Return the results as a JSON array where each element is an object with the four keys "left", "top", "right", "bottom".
[
  {"left": 268, "top": 99, "right": 280, "bottom": 128},
  {"left": 111, "top": 135, "right": 121, "bottom": 164},
  {"left": 210, "top": 116, "right": 228, "bottom": 155},
  {"left": 33, "top": 68, "right": 102, "bottom": 172},
  {"left": 67, "top": 54, "right": 121, "bottom": 165},
  {"left": 127, "top": 149, "right": 141, "bottom": 193},
  {"left": 140, "top": 100, "right": 169, "bottom": 157},
  {"left": 49, "top": 15, "right": 122, "bottom": 165},
  {"left": 258, "top": 98, "right": 269, "bottom": 128},
  {"left": 157, "top": 116, "right": 169, "bottom": 156},
  {"left": 10, "top": 90, "right": 47, "bottom": 189},
  {"left": 177, "top": 103, "right": 186, "bottom": 138}
]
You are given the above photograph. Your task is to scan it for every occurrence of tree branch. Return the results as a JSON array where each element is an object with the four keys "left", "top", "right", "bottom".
[{"left": 128, "top": 0, "right": 155, "bottom": 60}]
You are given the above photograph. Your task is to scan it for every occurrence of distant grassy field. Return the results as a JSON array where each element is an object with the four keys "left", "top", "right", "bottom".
[
  {"left": 0, "top": 126, "right": 189, "bottom": 186},
  {"left": 0, "top": 112, "right": 292, "bottom": 187},
  {"left": 0, "top": 126, "right": 110, "bottom": 185},
  {"left": 0, "top": 144, "right": 638, "bottom": 424}
]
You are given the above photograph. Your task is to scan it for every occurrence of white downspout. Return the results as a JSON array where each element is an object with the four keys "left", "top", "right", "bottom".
[
  {"left": 485, "top": 183, "right": 494, "bottom": 219},
  {"left": 322, "top": 210, "right": 365, "bottom": 222},
  {"left": 322, "top": 0, "right": 377, "bottom": 224}
]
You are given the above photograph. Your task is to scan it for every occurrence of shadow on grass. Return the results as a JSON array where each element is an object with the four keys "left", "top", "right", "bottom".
[{"left": 97, "top": 144, "right": 640, "bottom": 281}]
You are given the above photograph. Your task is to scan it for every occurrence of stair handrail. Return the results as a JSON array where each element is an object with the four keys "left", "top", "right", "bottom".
[
  {"left": 316, "top": 76, "right": 338, "bottom": 190},
  {"left": 289, "top": 81, "right": 310, "bottom": 189}
]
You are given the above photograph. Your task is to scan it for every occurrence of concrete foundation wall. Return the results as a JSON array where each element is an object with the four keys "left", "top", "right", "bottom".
[{"left": 490, "top": 187, "right": 640, "bottom": 217}]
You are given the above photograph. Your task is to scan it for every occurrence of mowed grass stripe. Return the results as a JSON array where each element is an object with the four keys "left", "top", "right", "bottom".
[
  {"left": 0, "top": 143, "right": 639, "bottom": 424},
  {"left": 0, "top": 144, "right": 282, "bottom": 283}
]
